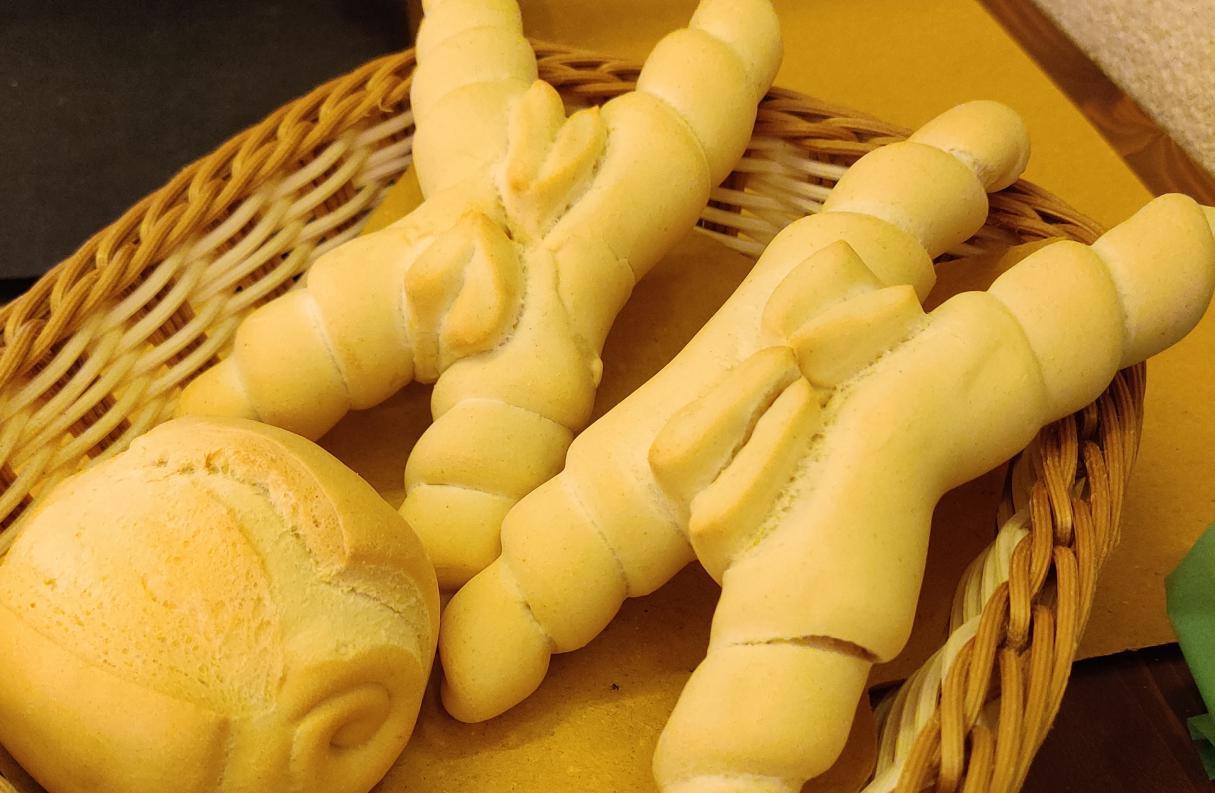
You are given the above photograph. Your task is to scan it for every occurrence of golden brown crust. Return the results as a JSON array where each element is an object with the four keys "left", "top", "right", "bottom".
[{"left": 0, "top": 417, "right": 439, "bottom": 793}]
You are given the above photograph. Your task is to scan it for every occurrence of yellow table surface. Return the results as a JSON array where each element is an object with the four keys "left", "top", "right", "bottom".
[{"left": 341, "top": 3, "right": 1215, "bottom": 790}]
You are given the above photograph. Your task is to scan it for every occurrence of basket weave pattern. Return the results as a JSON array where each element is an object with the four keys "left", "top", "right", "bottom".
[{"left": 0, "top": 45, "right": 1140, "bottom": 793}]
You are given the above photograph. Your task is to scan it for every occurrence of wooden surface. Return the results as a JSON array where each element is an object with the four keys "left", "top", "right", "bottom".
[
  {"left": 1023, "top": 646, "right": 1210, "bottom": 791},
  {"left": 980, "top": 1, "right": 1215, "bottom": 789}
]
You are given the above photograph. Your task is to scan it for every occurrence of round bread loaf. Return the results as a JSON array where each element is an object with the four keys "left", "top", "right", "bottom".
[{"left": 0, "top": 417, "right": 440, "bottom": 793}]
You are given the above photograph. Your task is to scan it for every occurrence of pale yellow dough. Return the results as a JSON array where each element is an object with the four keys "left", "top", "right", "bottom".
[
  {"left": 653, "top": 195, "right": 1214, "bottom": 792},
  {"left": 0, "top": 417, "right": 439, "bottom": 793},
  {"left": 176, "top": 0, "right": 783, "bottom": 590},
  {"left": 440, "top": 96, "right": 1215, "bottom": 792},
  {"left": 440, "top": 100, "right": 1031, "bottom": 724}
]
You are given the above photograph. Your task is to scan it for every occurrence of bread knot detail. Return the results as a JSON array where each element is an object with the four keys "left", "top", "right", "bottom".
[
  {"left": 501, "top": 81, "right": 607, "bottom": 240},
  {"left": 405, "top": 212, "right": 523, "bottom": 381}
]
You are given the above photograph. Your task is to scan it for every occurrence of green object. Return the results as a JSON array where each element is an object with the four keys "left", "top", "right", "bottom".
[
  {"left": 1186, "top": 715, "right": 1215, "bottom": 778},
  {"left": 1166, "top": 521, "right": 1215, "bottom": 780}
]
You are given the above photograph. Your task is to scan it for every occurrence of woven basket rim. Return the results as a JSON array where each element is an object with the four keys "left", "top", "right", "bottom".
[
  {"left": 0, "top": 41, "right": 1106, "bottom": 330},
  {"left": 0, "top": 41, "right": 1139, "bottom": 793}
]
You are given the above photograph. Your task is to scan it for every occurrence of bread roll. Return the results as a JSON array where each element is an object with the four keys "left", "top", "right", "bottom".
[
  {"left": 655, "top": 193, "right": 1215, "bottom": 792},
  {"left": 0, "top": 417, "right": 439, "bottom": 793},
  {"left": 177, "top": 0, "right": 783, "bottom": 591},
  {"left": 440, "top": 100, "right": 1031, "bottom": 726},
  {"left": 441, "top": 107, "right": 1212, "bottom": 789}
]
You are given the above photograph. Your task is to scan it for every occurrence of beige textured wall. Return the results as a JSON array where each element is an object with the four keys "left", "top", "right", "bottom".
[{"left": 1033, "top": 0, "right": 1215, "bottom": 175}]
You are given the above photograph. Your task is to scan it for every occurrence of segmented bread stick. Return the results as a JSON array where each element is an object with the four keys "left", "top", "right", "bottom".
[
  {"left": 439, "top": 100, "right": 1032, "bottom": 722},
  {"left": 652, "top": 194, "right": 1215, "bottom": 793},
  {"left": 177, "top": 0, "right": 782, "bottom": 589},
  {"left": 443, "top": 108, "right": 1215, "bottom": 790}
]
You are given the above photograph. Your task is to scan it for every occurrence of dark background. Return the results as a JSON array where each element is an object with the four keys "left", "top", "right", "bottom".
[{"left": 0, "top": 0, "right": 411, "bottom": 298}]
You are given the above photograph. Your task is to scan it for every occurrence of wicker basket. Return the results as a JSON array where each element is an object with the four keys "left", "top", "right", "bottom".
[{"left": 0, "top": 44, "right": 1141, "bottom": 793}]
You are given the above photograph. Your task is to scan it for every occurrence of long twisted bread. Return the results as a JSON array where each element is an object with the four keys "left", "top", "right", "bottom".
[
  {"left": 439, "top": 100, "right": 1032, "bottom": 721},
  {"left": 442, "top": 112, "right": 1215, "bottom": 790},
  {"left": 650, "top": 195, "right": 1215, "bottom": 793},
  {"left": 176, "top": 0, "right": 781, "bottom": 589}
]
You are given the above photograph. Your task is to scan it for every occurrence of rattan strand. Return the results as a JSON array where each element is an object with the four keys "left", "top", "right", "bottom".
[{"left": 0, "top": 44, "right": 1136, "bottom": 793}]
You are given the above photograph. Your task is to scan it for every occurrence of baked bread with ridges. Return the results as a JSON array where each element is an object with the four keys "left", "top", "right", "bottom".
[
  {"left": 440, "top": 99, "right": 1033, "bottom": 729},
  {"left": 177, "top": 0, "right": 783, "bottom": 590}
]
